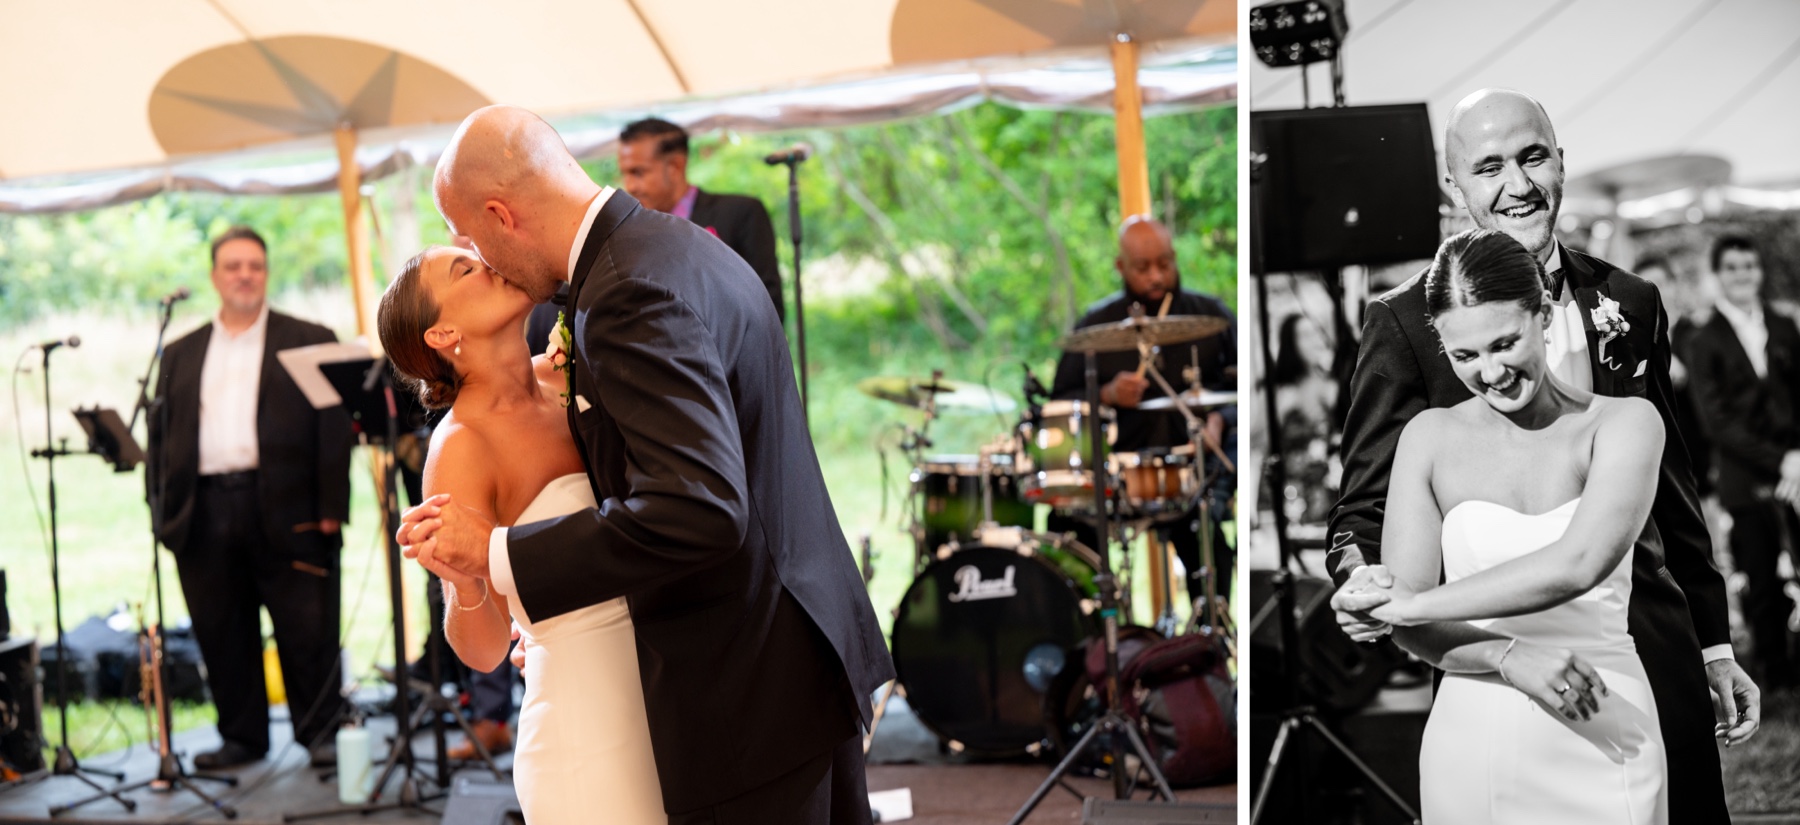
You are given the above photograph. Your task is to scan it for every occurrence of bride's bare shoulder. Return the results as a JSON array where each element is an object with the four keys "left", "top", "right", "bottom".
[
  {"left": 1590, "top": 395, "right": 1662, "bottom": 438},
  {"left": 422, "top": 413, "right": 498, "bottom": 498}
]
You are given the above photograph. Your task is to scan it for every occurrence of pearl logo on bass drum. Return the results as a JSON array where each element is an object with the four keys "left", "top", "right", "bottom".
[{"left": 947, "top": 565, "right": 1018, "bottom": 602}]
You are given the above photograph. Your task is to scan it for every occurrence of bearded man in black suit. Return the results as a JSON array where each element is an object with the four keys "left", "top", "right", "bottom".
[
  {"left": 1326, "top": 89, "right": 1755, "bottom": 823},
  {"left": 150, "top": 226, "right": 353, "bottom": 769}
]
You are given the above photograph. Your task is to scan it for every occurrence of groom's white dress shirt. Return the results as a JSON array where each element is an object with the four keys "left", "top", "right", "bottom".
[{"left": 487, "top": 187, "right": 615, "bottom": 621}]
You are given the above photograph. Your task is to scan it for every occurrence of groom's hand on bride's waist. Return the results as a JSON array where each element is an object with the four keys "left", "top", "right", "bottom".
[
  {"left": 1331, "top": 564, "right": 1396, "bottom": 643},
  {"left": 398, "top": 493, "right": 495, "bottom": 582}
]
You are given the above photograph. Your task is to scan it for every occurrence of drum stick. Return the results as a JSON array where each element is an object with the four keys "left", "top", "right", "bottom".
[{"left": 1133, "top": 293, "right": 1175, "bottom": 378}]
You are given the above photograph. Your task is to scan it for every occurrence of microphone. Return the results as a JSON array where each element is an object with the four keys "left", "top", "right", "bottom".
[
  {"left": 1021, "top": 362, "right": 1049, "bottom": 403},
  {"left": 763, "top": 143, "right": 813, "bottom": 165},
  {"left": 40, "top": 335, "right": 80, "bottom": 352},
  {"left": 160, "top": 287, "right": 192, "bottom": 307}
]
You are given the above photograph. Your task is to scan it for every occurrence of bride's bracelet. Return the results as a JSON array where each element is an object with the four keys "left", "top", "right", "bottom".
[
  {"left": 450, "top": 579, "right": 490, "bottom": 612},
  {"left": 1496, "top": 638, "right": 1518, "bottom": 685}
]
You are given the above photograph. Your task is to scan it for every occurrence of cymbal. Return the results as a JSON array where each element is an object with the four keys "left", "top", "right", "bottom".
[
  {"left": 1137, "top": 388, "right": 1239, "bottom": 412},
  {"left": 1058, "top": 314, "right": 1231, "bottom": 353},
  {"left": 857, "top": 376, "right": 1018, "bottom": 414}
]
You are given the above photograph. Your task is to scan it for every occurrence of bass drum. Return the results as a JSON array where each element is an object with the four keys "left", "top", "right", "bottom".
[{"left": 891, "top": 543, "right": 1096, "bottom": 756}]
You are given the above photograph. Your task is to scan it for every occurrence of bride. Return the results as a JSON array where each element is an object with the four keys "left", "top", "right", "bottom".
[
  {"left": 376, "top": 245, "right": 666, "bottom": 824},
  {"left": 1354, "top": 229, "right": 1668, "bottom": 823}
]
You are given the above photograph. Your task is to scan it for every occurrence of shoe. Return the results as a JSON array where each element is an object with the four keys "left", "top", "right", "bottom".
[
  {"left": 309, "top": 741, "right": 337, "bottom": 769},
  {"left": 448, "top": 720, "right": 512, "bottom": 761},
  {"left": 193, "top": 741, "right": 264, "bottom": 770}
]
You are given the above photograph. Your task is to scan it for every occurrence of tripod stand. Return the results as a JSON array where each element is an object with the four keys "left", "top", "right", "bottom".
[
  {"left": 1006, "top": 349, "right": 1177, "bottom": 825},
  {"left": 1247, "top": 271, "right": 1417, "bottom": 825},
  {"left": 12, "top": 339, "right": 139, "bottom": 817},
  {"left": 285, "top": 360, "right": 445, "bottom": 821},
  {"left": 63, "top": 297, "right": 241, "bottom": 818}
]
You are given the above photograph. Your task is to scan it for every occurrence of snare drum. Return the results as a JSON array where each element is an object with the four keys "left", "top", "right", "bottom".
[
  {"left": 1111, "top": 444, "right": 1199, "bottom": 516},
  {"left": 1017, "top": 401, "right": 1115, "bottom": 510},
  {"left": 913, "top": 454, "right": 1033, "bottom": 553}
]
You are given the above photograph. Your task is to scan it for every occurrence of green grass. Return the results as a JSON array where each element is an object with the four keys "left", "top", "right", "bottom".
[
  {"left": 1723, "top": 685, "right": 1800, "bottom": 813},
  {"left": 37, "top": 700, "right": 213, "bottom": 768}
]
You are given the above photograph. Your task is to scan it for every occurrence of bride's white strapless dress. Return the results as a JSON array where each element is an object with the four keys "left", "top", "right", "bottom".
[
  {"left": 1421, "top": 498, "right": 1666, "bottom": 825},
  {"left": 508, "top": 474, "right": 666, "bottom": 824}
]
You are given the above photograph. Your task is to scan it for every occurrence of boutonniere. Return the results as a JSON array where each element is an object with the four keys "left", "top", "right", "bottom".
[
  {"left": 1591, "top": 296, "right": 1632, "bottom": 370},
  {"left": 545, "top": 310, "right": 575, "bottom": 407}
]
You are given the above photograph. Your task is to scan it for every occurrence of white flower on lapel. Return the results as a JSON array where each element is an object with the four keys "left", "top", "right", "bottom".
[
  {"left": 548, "top": 310, "right": 575, "bottom": 407},
  {"left": 1591, "top": 296, "right": 1631, "bottom": 371}
]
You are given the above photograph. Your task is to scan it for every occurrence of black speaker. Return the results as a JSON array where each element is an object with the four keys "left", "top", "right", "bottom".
[
  {"left": 1251, "top": 103, "right": 1441, "bottom": 274},
  {"left": 1082, "top": 799, "right": 1236, "bottom": 823},
  {"left": 0, "top": 635, "right": 45, "bottom": 774},
  {"left": 1249, "top": 570, "right": 1405, "bottom": 712}
]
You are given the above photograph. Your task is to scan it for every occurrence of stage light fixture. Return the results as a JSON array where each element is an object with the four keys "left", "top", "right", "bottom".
[{"left": 1250, "top": 0, "right": 1348, "bottom": 67}]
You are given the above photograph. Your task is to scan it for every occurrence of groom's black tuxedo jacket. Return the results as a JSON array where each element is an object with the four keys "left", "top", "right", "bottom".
[
  {"left": 1684, "top": 305, "right": 1800, "bottom": 510},
  {"left": 1329, "top": 246, "right": 1730, "bottom": 822},
  {"left": 507, "top": 191, "right": 894, "bottom": 812}
]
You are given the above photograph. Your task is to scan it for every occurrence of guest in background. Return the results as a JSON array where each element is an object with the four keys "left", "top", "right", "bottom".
[
  {"left": 1638, "top": 254, "right": 1713, "bottom": 497},
  {"left": 1685, "top": 235, "right": 1799, "bottom": 690},
  {"left": 616, "top": 117, "right": 785, "bottom": 320},
  {"left": 149, "top": 226, "right": 354, "bottom": 768}
]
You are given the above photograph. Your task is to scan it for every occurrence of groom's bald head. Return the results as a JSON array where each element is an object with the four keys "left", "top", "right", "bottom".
[
  {"left": 433, "top": 105, "right": 599, "bottom": 301},
  {"left": 1441, "top": 89, "right": 1566, "bottom": 260}
]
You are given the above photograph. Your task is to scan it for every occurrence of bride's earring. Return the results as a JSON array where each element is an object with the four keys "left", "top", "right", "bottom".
[
  {"left": 454, "top": 341, "right": 462, "bottom": 357},
  {"left": 1543, "top": 328, "right": 1553, "bottom": 347}
]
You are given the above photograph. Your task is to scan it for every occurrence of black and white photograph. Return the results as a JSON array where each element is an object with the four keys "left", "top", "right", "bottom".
[{"left": 1243, "top": 1, "right": 1800, "bottom": 823}]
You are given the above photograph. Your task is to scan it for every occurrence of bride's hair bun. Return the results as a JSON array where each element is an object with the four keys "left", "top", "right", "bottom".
[
  {"left": 1425, "top": 229, "right": 1547, "bottom": 319},
  {"left": 378, "top": 247, "right": 462, "bottom": 410}
]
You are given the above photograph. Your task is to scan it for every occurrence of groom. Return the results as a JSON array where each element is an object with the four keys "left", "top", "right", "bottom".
[
  {"left": 400, "top": 105, "right": 894, "bottom": 824},
  {"left": 1328, "top": 89, "right": 1756, "bottom": 822}
]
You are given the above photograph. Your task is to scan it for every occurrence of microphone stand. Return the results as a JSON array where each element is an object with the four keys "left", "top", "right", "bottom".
[
  {"left": 85, "top": 295, "right": 241, "bottom": 817},
  {"left": 773, "top": 154, "right": 809, "bottom": 425},
  {"left": 21, "top": 342, "right": 138, "bottom": 816}
]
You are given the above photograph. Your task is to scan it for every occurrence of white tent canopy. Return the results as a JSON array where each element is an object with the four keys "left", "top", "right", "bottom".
[
  {"left": 1249, "top": 0, "right": 1800, "bottom": 189},
  {"left": 0, "top": 39, "right": 1236, "bottom": 214},
  {"left": 0, "top": 0, "right": 1235, "bottom": 213}
]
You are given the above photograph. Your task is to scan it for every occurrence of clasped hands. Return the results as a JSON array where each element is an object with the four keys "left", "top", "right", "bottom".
[
  {"left": 397, "top": 493, "right": 496, "bottom": 596},
  {"left": 1331, "top": 565, "right": 1610, "bottom": 721}
]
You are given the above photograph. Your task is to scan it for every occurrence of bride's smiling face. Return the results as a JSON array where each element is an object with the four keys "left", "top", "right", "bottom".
[
  {"left": 1434, "top": 300, "right": 1554, "bottom": 414},
  {"left": 422, "top": 247, "right": 533, "bottom": 341}
]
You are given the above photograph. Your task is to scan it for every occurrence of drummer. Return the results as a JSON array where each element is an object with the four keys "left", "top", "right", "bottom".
[{"left": 1048, "top": 215, "right": 1238, "bottom": 606}]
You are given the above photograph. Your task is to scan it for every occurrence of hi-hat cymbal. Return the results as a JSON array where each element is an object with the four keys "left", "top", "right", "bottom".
[
  {"left": 1058, "top": 314, "right": 1230, "bottom": 353},
  {"left": 1137, "top": 388, "right": 1239, "bottom": 412},
  {"left": 857, "top": 376, "right": 1018, "bottom": 414}
]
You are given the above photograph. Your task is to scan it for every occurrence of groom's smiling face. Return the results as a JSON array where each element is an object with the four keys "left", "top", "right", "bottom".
[{"left": 1446, "top": 93, "right": 1566, "bottom": 259}]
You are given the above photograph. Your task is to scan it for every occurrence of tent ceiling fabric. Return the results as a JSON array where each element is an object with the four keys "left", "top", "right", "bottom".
[
  {"left": 890, "top": 0, "right": 1232, "bottom": 62},
  {"left": 1247, "top": 0, "right": 1800, "bottom": 186},
  {"left": 0, "top": 0, "right": 1235, "bottom": 214},
  {"left": 150, "top": 35, "right": 492, "bottom": 157}
]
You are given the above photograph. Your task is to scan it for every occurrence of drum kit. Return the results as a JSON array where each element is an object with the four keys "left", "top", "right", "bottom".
[{"left": 861, "top": 308, "right": 1238, "bottom": 773}]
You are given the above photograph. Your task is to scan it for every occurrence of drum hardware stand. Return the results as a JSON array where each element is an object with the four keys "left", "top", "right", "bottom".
[
  {"left": 1249, "top": 268, "right": 1418, "bottom": 825},
  {"left": 17, "top": 339, "right": 138, "bottom": 817},
  {"left": 285, "top": 359, "right": 446, "bottom": 822},
  {"left": 1007, "top": 349, "right": 1178, "bottom": 825}
]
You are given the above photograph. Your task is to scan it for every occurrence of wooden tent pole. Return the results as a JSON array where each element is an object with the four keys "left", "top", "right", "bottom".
[
  {"left": 334, "top": 124, "right": 378, "bottom": 344},
  {"left": 334, "top": 124, "right": 418, "bottom": 652},
  {"left": 1111, "top": 34, "right": 1152, "bottom": 220}
]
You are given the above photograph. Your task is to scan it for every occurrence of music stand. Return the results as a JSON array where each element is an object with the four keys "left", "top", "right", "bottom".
[
  {"left": 72, "top": 407, "right": 143, "bottom": 472},
  {"left": 275, "top": 345, "right": 458, "bottom": 821}
]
